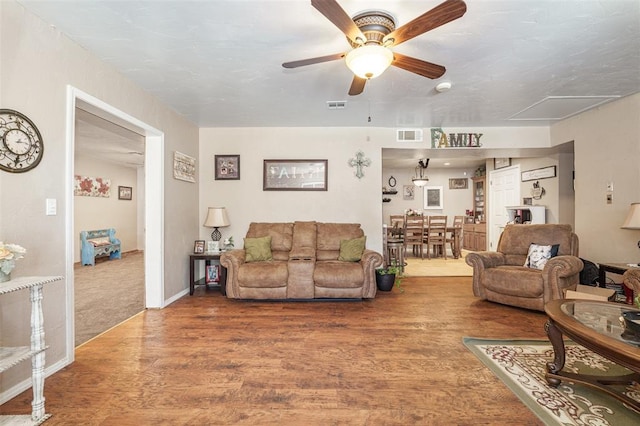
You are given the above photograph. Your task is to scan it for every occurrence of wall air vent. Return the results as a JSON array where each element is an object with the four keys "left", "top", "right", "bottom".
[
  {"left": 326, "top": 101, "right": 347, "bottom": 110},
  {"left": 396, "top": 129, "right": 423, "bottom": 142}
]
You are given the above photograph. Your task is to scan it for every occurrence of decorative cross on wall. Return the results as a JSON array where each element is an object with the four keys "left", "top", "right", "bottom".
[{"left": 348, "top": 151, "right": 371, "bottom": 179}]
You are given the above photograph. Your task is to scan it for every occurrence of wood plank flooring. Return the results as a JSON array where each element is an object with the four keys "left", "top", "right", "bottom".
[{"left": 1, "top": 277, "right": 547, "bottom": 425}]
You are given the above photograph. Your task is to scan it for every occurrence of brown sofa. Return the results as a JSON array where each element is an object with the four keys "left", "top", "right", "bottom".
[
  {"left": 465, "top": 224, "right": 583, "bottom": 311},
  {"left": 220, "top": 221, "right": 383, "bottom": 299}
]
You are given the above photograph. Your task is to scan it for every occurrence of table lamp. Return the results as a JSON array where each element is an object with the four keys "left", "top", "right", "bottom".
[
  {"left": 203, "top": 207, "right": 230, "bottom": 244},
  {"left": 621, "top": 202, "right": 640, "bottom": 264}
]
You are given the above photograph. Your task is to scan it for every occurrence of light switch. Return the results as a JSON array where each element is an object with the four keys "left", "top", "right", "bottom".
[
  {"left": 607, "top": 182, "right": 614, "bottom": 192},
  {"left": 46, "top": 198, "right": 57, "bottom": 215}
]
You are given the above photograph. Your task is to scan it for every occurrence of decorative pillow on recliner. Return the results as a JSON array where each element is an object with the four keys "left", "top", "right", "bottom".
[
  {"left": 338, "top": 236, "right": 366, "bottom": 262},
  {"left": 524, "top": 243, "right": 560, "bottom": 270},
  {"left": 244, "top": 236, "right": 273, "bottom": 262}
]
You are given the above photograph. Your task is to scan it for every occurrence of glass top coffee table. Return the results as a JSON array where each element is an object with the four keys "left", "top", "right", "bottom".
[{"left": 544, "top": 299, "right": 640, "bottom": 412}]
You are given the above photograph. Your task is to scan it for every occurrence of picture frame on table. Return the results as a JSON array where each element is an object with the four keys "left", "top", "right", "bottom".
[
  {"left": 118, "top": 186, "right": 132, "bottom": 200},
  {"left": 193, "top": 240, "right": 205, "bottom": 254},
  {"left": 214, "top": 155, "right": 240, "bottom": 180},
  {"left": 263, "top": 159, "right": 328, "bottom": 191},
  {"left": 206, "top": 264, "right": 220, "bottom": 283}
]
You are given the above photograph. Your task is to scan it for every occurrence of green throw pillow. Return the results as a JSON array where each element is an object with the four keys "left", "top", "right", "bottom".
[
  {"left": 338, "top": 236, "right": 366, "bottom": 262},
  {"left": 244, "top": 236, "right": 273, "bottom": 262}
]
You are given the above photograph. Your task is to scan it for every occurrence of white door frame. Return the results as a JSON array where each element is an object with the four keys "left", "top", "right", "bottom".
[{"left": 65, "top": 86, "right": 164, "bottom": 363}]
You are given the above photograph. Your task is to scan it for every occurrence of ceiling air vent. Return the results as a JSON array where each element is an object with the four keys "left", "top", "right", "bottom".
[
  {"left": 326, "top": 101, "right": 347, "bottom": 110},
  {"left": 396, "top": 129, "right": 423, "bottom": 142}
]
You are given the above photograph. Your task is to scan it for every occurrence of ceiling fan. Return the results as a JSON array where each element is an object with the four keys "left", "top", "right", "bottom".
[{"left": 282, "top": 0, "right": 467, "bottom": 96}]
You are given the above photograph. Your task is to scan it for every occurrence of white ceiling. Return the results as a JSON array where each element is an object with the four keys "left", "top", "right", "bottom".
[{"left": 19, "top": 0, "right": 639, "bottom": 167}]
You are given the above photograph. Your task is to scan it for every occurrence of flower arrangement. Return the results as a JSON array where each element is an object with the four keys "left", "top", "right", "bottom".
[{"left": 0, "top": 242, "right": 27, "bottom": 275}]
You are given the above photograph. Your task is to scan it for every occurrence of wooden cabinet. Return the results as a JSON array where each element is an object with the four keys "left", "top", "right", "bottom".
[
  {"left": 463, "top": 223, "right": 487, "bottom": 251},
  {"left": 0, "top": 276, "right": 62, "bottom": 425},
  {"left": 472, "top": 176, "right": 487, "bottom": 221}
]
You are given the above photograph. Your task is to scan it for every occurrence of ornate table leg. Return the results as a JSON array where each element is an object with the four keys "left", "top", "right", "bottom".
[
  {"left": 30, "top": 283, "right": 46, "bottom": 422},
  {"left": 544, "top": 319, "right": 565, "bottom": 387}
]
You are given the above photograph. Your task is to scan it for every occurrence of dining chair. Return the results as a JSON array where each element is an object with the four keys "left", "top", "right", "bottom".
[
  {"left": 447, "top": 215, "right": 465, "bottom": 259},
  {"left": 403, "top": 215, "right": 424, "bottom": 258},
  {"left": 425, "top": 215, "right": 448, "bottom": 259},
  {"left": 389, "top": 215, "right": 405, "bottom": 239}
]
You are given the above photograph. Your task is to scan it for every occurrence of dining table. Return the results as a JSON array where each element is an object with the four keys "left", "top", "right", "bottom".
[{"left": 385, "top": 223, "right": 462, "bottom": 259}]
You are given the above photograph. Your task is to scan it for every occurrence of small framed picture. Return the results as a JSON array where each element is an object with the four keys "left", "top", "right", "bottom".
[
  {"left": 403, "top": 185, "right": 415, "bottom": 200},
  {"left": 448, "top": 178, "right": 468, "bottom": 189},
  {"left": 118, "top": 186, "right": 132, "bottom": 200},
  {"left": 206, "top": 265, "right": 220, "bottom": 283},
  {"left": 215, "top": 155, "right": 240, "bottom": 180},
  {"left": 194, "top": 240, "right": 205, "bottom": 254},
  {"left": 494, "top": 158, "right": 511, "bottom": 169}
]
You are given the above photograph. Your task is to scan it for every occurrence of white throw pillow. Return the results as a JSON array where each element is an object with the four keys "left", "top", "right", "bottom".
[{"left": 524, "top": 243, "right": 554, "bottom": 270}]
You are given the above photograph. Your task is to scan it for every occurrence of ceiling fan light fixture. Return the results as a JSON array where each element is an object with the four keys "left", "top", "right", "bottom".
[{"left": 345, "top": 45, "right": 393, "bottom": 79}]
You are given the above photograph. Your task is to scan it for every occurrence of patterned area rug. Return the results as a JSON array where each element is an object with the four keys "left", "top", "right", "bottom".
[{"left": 463, "top": 337, "right": 640, "bottom": 425}]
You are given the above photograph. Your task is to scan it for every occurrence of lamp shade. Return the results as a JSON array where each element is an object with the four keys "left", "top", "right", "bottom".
[
  {"left": 203, "top": 207, "right": 230, "bottom": 228},
  {"left": 345, "top": 45, "right": 394, "bottom": 79},
  {"left": 621, "top": 202, "right": 640, "bottom": 229}
]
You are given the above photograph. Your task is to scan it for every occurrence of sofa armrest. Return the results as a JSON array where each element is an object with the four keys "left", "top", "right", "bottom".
[
  {"left": 465, "top": 251, "right": 507, "bottom": 299},
  {"left": 465, "top": 251, "right": 507, "bottom": 269},
  {"left": 220, "top": 249, "right": 246, "bottom": 299},
  {"left": 360, "top": 249, "right": 384, "bottom": 298},
  {"left": 542, "top": 255, "right": 584, "bottom": 301}
]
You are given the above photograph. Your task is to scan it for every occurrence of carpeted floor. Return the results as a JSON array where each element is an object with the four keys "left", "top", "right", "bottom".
[
  {"left": 463, "top": 337, "right": 640, "bottom": 425},
  {"left": 403, "top": 249, "right": 473, "bottom": 277},
  {"left": 74, "top": 251, "right": 145, "bottom": 346}
]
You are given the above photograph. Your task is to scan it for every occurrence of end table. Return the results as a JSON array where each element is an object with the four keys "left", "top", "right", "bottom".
[{"left": 189, "top": 252, "right": 227, "bottom": 296}]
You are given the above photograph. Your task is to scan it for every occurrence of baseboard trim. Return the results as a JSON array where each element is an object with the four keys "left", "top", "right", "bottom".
[
  {"left": 0, "top": 356, "right": 70, "bottom": 405},
  {"left": 165, "top": 288, "right": 189, "bottom": 307}
]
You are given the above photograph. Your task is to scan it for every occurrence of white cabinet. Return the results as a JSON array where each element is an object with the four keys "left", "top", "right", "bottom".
[
  {"left": 506, "top": 205, "right": 546, "bottom": 224},
  {"left": 1, "top": 276, "right": 62, "bottom": 425}
]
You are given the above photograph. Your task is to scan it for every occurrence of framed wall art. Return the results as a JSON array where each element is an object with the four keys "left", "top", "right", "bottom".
[
  {"left": 423, "top": 186, "right": 444, "bottom": 209},
  {"left": 174, "top": 151, "right": 196, "bottom": 183},
  {"left": 521, "top": 165, "right": 556, "bottom": 182},
  {"left": 494, "top": 158, "right": 511, "bottom": 169},
  {"left": 263, "top": 159, "right": 328, "bottom": 191},
  {"left": 118, "top": 186, "right": 132, "bottom": 200},
  {"left": 215, "top": 154, "right": 240, "bottom": 180},
  {"left": 448, "top": 178, "right": 468, "bottom": 189},
  {"left": 403, "top": 185, "right": 415, "bottom": 200},
  {"left": 74, "top": 175, "right": 111, "bottom": 197}
]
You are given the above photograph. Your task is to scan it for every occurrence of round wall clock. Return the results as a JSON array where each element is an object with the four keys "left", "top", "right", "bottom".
[{"left": 0, "top": 109, "right": 44, "bottom": 173}]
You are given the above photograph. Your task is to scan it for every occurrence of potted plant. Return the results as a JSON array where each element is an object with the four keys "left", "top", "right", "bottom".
[{"left": 375, "top": 262, "right": 404, "bottom": 292}]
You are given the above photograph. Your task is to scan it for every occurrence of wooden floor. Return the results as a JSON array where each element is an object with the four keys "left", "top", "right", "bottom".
[{"left": 1, "top": 277, "right": 547, "bottom": 425}]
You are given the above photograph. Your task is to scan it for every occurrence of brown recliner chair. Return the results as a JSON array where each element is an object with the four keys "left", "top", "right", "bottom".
[{"left": 465, "top": 224, "right": 583, "bottom": 311}]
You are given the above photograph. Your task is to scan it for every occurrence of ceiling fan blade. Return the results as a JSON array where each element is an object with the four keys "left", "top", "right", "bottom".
[
  {"left": 282, "top": 53, "right": 345, "bottom": 69},
  {"left": 311, "top": 0, "right": 366, "bottom": 45},
  {"left": 392, "top": 53, "right": 446, "bottom": 79},
  {"left": 348, "top": 76, "right": 367, "bottom": 96},
  {"left": 383, "top": 0, "right": 467, "bottom": 46}
]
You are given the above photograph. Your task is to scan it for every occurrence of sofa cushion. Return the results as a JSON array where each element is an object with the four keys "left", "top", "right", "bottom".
[
  {"left": 524, "top": 243, "right": 559, "bottom": 270},
  {"left": 316, "top": 223, "right": 364, "bottom": 261},
  {"left": 483, "top": 266, "right": 544, "bottom": 297},
  {"left": 244, "top": 236, "right": 273, "bottom": 262},
  {"left": 246, "top": 222, "right": 294, "bottom": 261},
  {"left": 238, "top": 260, "right": 288, "bottom": 288},
  {"left": 338, "top": 236, "right": 366, "bottom": 262},
  {"left": 498, "top": 224, "right": 574, "bottom": 256},
  {"left": 88, "top": 237, "right": 111, "bottom": 246},
  {"left": 314, "top": 261, "right": 364, "bottom": 288}
]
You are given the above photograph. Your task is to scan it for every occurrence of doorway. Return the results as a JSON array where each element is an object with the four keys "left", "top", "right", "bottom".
[{"left": 65, "top": 86, "right": 164, "bottom": 362}]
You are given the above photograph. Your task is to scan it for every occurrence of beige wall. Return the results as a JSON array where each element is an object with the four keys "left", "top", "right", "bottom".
[
  {"left": 73, "top": 155, "right": 140, "bottom": 263},
  {"left": 381, "top": 167, "right": 477, "bottom": 222},
  {"left": 0, "top": 0, "right": 198, "bottom": 397},
  {"left": 552, "top": 93, "right": 640, "bottom": 263}
]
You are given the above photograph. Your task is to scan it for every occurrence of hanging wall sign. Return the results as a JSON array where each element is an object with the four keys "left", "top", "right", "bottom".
[{"left": 430, "top": 128, "right": 483, "bottom": 149}]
